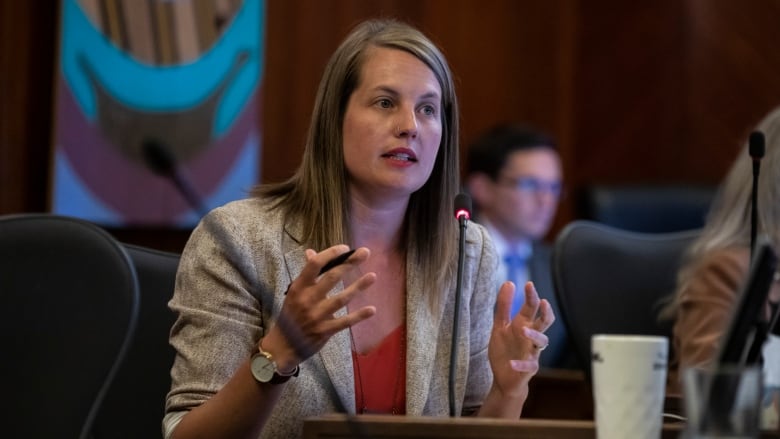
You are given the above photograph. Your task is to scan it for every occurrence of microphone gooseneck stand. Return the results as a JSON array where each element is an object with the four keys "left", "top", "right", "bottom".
[
  {"left": 141, "top": 139, "right": 209, "bottom": 219},
  {"left": 450, "top": 193, "right": 472, "bottom": 417},
  {"left": 746, "top": 130, "right": 766, "bottom": 364},
  {"left": 749, "top": 131, "right": 765, "bottom": 258},
  {"left": 703, "top": 131, "right": 768, "bottom": 434}
]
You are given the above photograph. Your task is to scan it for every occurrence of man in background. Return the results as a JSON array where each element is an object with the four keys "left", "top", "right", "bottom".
[{"left": 466, "top": 123, "right": 572, "bottom": 369}]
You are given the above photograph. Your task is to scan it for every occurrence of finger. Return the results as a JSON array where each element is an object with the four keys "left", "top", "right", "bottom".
[
  {"left": 493, "top": 281, "right": 515, "bottom": 325},
  {"left": 318, "top": 249, "right": 357, "bottom": 275},
  {"left": 299, "top": 247, "right": 370, "bottom": 296},
  {"left": 317, "top": 247, "right": 370, "bottom": 283},
  {"left": 523, "top": 326, "right": 549, "bottom": 353},
  {"left": 515, "top": 281, "right": 540, "bottom": 322},
  {"left": 320, "top": 271, "right": 377, "bottom": 316},
  {"left": 299, "top": 245, "right": 352, "bottom": 281},
  {"left": 509, "top": 359, "right": 539, "bottom": 373},
  {"left": 321, "top": 305, "right": 377, "bottom": 335},
  {"left": 536, "top": 299, "right": 556, "bottom": 332}
]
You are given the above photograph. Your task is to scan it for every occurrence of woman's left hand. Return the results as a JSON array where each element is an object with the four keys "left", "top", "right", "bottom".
[{"left": 488, "top": 281, "right": 555, "bottom": 399}]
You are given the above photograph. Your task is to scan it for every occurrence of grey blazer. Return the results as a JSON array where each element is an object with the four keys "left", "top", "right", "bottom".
[{"left": 164, "top": 198, "right": 499, "bottom": 438}]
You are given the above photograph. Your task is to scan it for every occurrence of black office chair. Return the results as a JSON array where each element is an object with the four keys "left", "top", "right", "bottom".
[
  {"left": 552, "top": 220, "right": 700, "bottom": 376},
  {"left": 0, "top": 214, "right": 139, "bottom": 439},
  {"left": 578, "top": 184, "right": 716, "bottom": 233},
  {"left": 91, "top": 244, "right": 180, "bottom": 439}
]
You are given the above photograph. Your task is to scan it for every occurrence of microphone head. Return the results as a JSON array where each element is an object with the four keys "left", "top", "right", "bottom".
[
  {"left": 141, "top": 139, "right": 176, "bottom": 176},
  {"left": 749, "top": 131, "right": 765, "bottom": 159},
  {"left": 454, "top": 193, "right": 472, "bottom": 220}
]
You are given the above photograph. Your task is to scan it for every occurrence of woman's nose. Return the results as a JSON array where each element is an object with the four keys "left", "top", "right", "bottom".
[{"left": 395, "top": 111, "right": 418, "bottom": 138}]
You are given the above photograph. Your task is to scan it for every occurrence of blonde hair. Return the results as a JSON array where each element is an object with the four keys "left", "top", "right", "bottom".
[
  {"left": 253, "top": 19, "right": 460, "bottom": 308},
  {"left": 665, "top": 106, "right": 780, "bottom": 314}
]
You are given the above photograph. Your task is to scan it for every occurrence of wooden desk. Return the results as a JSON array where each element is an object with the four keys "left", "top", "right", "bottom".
[
  {"left": 304, "top": 414, "right": 780, "bottom": 439},
  {"left": 523, "top": 368, "right": 593, "bottom": 419},
  {"left": 522, "top": 368, "right": 684, "bottom": 420},
  {"left": 304, "top": 370, "right": 778, "bottom": 438},
  {"left": 303, "top": 414, "right": 685, "bottom": 439}
]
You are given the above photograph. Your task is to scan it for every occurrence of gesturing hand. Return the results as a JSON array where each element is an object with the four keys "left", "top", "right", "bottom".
[
  {"left": 263, "top": 245, "right": 377, "bottom": 371},
  {"left": 488, "top": 281, "right": 555, "bottom": 398}
]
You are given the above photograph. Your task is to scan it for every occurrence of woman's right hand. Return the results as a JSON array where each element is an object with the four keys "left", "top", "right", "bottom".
[{"left": 261, "top": 245, "right": 377, "bottom": 372}]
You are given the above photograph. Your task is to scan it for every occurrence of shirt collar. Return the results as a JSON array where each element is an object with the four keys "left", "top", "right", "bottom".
[{"left": 479, "top": 218, "right": 532, "bottom": 259}]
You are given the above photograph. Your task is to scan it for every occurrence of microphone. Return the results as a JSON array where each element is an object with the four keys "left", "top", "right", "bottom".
[
  {"left": 748, "top": 130, "right": 780, "bottom": 338},
  {"left": 749, "top": 131, "right": 765, "bottom": 258},
  {"left": 141, "top": 139, "right": 209, "bottom": 218},
  {"left": 704, "top": 241, "right": 777, "bottom": 432},
  {"left": 744, "top": 131, "right": 767, "bottom": 368},
  {"left": 449, "top": 193, "right": 471, "bottom": 417},
  {"left": 454, "top": 193, "right": 471, "bottom": 225}
]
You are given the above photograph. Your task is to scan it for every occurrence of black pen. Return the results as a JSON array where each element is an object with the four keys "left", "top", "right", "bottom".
[{"left": 318, "top": 249, "right": 356, "bottom": 275}]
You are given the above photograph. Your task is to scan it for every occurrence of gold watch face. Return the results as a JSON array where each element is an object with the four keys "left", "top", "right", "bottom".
[{"left": 250, "top": 353, "right": 275, "bottom": 382}]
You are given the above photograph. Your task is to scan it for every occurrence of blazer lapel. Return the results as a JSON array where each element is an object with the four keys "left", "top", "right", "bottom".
[
  {"left": 281, "top": 224, "right": 356, "bottom": 414},
  {"left": 405, "top": 258, "right": 449, "bottom": 415}
]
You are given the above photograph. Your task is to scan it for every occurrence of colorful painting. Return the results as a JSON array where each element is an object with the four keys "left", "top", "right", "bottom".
[{"left": 52, "top": 0, "right": 264, "bottom": 227}]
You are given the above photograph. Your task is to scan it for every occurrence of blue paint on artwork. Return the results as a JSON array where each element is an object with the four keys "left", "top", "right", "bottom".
[
  {"left": 53, "top": 133, "right": 260, "bottom": 227},
  {"left": 59, "top": 0, "right": 264, "bottom": 137},
  {"left": 52, "top": 149, "right": 123, "bottom": 226},
  {"left": 174, "top": 134, "right": 259, "bottom": 226}
]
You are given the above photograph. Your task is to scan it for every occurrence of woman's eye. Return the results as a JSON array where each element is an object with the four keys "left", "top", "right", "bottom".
[
  {"left": 421, "top": 105, "right": 436, "bottom": 116},
  {"left": 377, "top": 99, "right": 392, "bottom": 109}
]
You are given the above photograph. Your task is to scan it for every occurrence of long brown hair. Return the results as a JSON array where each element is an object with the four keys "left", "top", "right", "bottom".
[
  {"left": 663, "top": 105, "right": 780, "bottom": 317},
  {"left": 253, "top": 19, "right": 460, "bottom": 308}
]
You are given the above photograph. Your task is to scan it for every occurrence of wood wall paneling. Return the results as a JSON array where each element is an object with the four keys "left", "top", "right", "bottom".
[
  {"left": 685, "top": 0, "right": 780, "bottom": 182},
  {"left": 0, "top": 1, "right": 57, "bottom": 214},
  {"left": 3, "top": 1, "right": 780, "bottom": 250},
  {"left": 573, "top": 1, "right": 689, "bottom": 185}
]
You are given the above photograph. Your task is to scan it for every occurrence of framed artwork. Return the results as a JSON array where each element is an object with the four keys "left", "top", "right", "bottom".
[{"left": 51, "top": 0, "right": 264, "bottom": 227}]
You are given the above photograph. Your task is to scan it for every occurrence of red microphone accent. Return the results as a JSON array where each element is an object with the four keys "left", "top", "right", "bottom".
[{"left": 453, "top": 193, "right": 472, "bottom": 221}]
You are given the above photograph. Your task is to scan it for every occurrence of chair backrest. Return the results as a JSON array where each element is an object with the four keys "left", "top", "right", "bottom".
[
  {"left": 552, "top": 220, "right": 700, "bottom": 376},
  {"left": 0, "top": 214, "right": 139, "bottom": 439},
  {"left": 91, "top": 243, "right": 180, "bottom": 439},
  {"left": 578, "top": 184, "right": 716, "bottom": 233}
]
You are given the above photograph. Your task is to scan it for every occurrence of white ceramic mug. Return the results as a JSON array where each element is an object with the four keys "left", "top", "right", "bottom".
[{"left": 591, "top": 334, "right": 668, "bottom": 439}]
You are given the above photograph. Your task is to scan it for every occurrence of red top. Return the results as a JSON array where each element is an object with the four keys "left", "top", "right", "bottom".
[{"left": 351, "top": 324, "right": 406, "bottom": 414}]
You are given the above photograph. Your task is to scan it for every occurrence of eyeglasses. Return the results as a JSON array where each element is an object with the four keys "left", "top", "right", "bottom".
[{"left": 498, "top": 176, "right": 563, "bottom": 197}]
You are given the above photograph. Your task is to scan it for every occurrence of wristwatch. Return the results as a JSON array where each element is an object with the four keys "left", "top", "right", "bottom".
[{"left": 250, "top": 341, "right": 299, "bottom": 384}]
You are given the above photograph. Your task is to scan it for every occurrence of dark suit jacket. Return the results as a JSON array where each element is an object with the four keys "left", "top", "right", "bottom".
[{"left": 529, "top": 242, "right": 577, "bottom": 369}]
